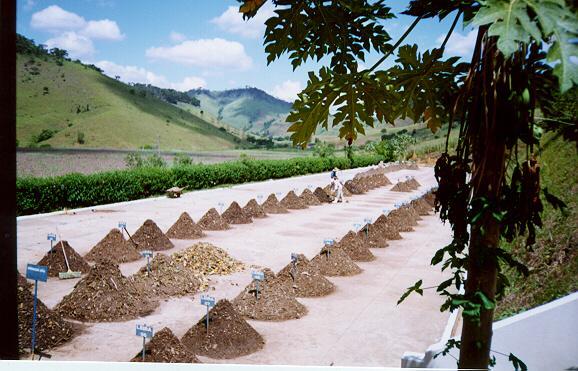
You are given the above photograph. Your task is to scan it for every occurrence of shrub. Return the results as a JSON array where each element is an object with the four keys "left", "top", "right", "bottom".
[
  {"left": 173, "top": 153, "right": 192, "bottom": 166},
  {"left": 312, "top": 141, "right": 335, "bottom": 158},
  {"left": 32, "top": 129, "right": 58, "bottom": 143},
  {"left": 77, "top": 131, "right": 85, "bottom": 144}
]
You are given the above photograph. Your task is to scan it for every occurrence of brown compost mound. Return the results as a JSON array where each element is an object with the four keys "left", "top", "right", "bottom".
[
  {"left": 390, "top": 181, "right": 413, "bottom": 192},
  {"left": 18, "top": 271, "right": 33, "bottom": 289},
  {"left": 181, "top": 299, "right": 264, "bottom": 359},
  {"left": 172, "top": 242, "right": 245, "bottom": 276},
  {"left": 243, "top": 198, "right": 267, "bottom": 218},
  {"left": 261, "top": 194, "right": 289, "bottom": 214},
  {"left": 314, "top": 187, "right": 333, "bottom": 203},
  {"left": 276, "top": 254, "right": 335, "bottom": 297},
  {"left": 387, "top": 208, "right": 415, "bottom": 232},
  {"left": 310, "top": 247, "right": 362, "bottom": 276},
  {"left": 132, "top": 219, "right": 174, "bottom": 251},
  {"left": 375, "top": 174, "right": 392, "bottom": 186},
  {"left": 372, "top": 214, "right": 403, "bottom": 240},
  {"left": 337, "top": 231, "right": 376, "bottom": 261},
  {"left": 197, "top": 208, "right": 230, "bottom": 230},
  {"left": 299, "top": 188, "right": 322, "bottom": 206},
  {"left": 233, "top": 268, "right": 307, "bottom": 321},
  {"left": 222, "top": 201, "right": 253, "bottom": 224},
  {"left": 407, "top": 177, "right": 421, "bottom": 189},
  {"left": 356, "top": 224, "right": 389, "bottom": 248},
  {"left": 132, "top": 254, "right": 205, "bottom": 297},
  {"left": 411, "top": 199, "right": 431, "bottom": 216},
  {"left": 323, "top": 185, "right": 335, "bottom": 199},
  {"left": 37, "top": 241, "right": 91, "bottom": 277},
  {"left": 403, "top": 205, "right": 421, "bottom": 224},
  {"left": 424, "top": 191, "right": 436, "bottom": 207},
  {"left": 166, "top": 212, "right": 204, "bottom": 239},
  {"left": 85, "top": 228, "right": 141, "bottom": 263},
  {"left": 55, "top": 260, "right": 158, "bottom": 322},
  {"left": 344, "top": 180, "right": 365, "bottom": 194},
  {"left": 18, "top": 282, "right": 76, "bottom": 355},
  {"left": 280, "top": 190, "right": 308, "bottom": 209},
  {"left": 131, "top": 327, "right": 200, "bottom": 363}
]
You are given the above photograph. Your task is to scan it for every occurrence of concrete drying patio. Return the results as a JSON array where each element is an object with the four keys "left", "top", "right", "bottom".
[{"left": 16, "top": 165, "right": 452, "bottom": 366}]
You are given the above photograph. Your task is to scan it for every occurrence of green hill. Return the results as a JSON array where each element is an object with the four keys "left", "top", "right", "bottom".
[{"left": 16, "top": 36, "right": 241, "bottom": 151}]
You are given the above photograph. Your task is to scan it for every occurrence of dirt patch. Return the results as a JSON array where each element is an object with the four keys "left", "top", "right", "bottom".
[
  {"left": 132, "top": 219, "right": 174, "bottom": 251},
  {"left": 197, "top": 208, "right": 230, "bottom": 231},
  {"left": 172, "top": 242, "right": 245, "bottom": 276},
  {"left": 261, "top": 194, "right": 288, "bottom": 214},
  {"left": 372, "top": 215, "right": 403, "bottom": 240},
  {"left": 387, "top": 208, "right": 415, "bottom": 232},
  {"left": 222, "top": 201, "right": 252, "bottom": 224},
  {"left": 276, "top": 254, "right": 335, "bottom": 297},
  {"left": 85, "top": 228, "right": 141, "bottom": 263},
  {"left": 280, "top": 190, "right": 308, "bottom": 209},
  {"left": 166, "top": 212, "right": 204, "bottom": 239},
  {"left": 390, "top": 181, "right": 413, "bottom": 192},
  {"left": 180, "top": 299, "right": 264, "bottom": 359},
  {"left": 310, "top": 247, "right": 362, "bottom": 276},
  {"left": 314, "top": 187, "right": 333, "bottom": 203},
  {"left": 299, "top": 189, "right": 322, "bottom": 206},
  {"left": 243, "top": 199, "right": 267, "bottom": 218},
  {"left": 337, "top": 231, "right": 376, "bottom": 261},
  {"left": 131, "top": 327, "right": 200, "bottom": 363},
  {"left": 55, "top": 260, "right": 158, "bottom": 322},
  {"left": 131, "top": 254, "right": 206, "bottom": 298},
  {"left": 18, "top": 282, "right": 77, "bottom": 355},
  {"left": 233, "top": 268, "right": 307, "bottom": 321},
  {"left": 37, "top": 241, "right": 91, "bottom": 277},
  {"left": 356, "top": 224, "right": 389, "bottom": 248}
]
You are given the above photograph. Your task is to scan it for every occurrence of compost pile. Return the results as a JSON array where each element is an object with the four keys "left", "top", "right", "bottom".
[
  {"left": 18, "top": 271, "right": 32, "bottom": 289},
  {"left": 172, "top": 242, "right": 245, "bottom": 276},
  {"left": 55, "top": 260, "right": 158, "bottom": 322},
  {"left": 233, "top": 268, "right": 307, "bottom": 321},
  {"left": 243, "top": 199, "right": 267, "bottom": 218},
  {"left": 390, "top": 181, "right": 413, "bottom": 192},
  {"left": 222, "top": 201, "right": 252, "bottom": 224},
  {"left": 38, "top": 241, "right": 91, "bottom": 277},
  {"left": 261, "top": 194, "right": 288, "bottom": 214},
  {"left": 424, "top": 191, "right": 436, "bottom": 207},
  {"left": 299, "top": 189, "right": 322, "bottom": 206},
  {"left": 85, "top": 228, "right": 141, "bottom": 263},
  {"left": 412, "top": 198, "right": 432, "bottom": 215},
  {"left": 375, "top": 174, "right": 392, "bottom": 186},
  {"left": 344, "top": 180, "right": 364, "bottom": 194},
  {"left": 387, "top": 208, "right": 415, "bottom": 232},
  {"left": 407, "top": 177, "right": 421, "bottom": 189},
  {"left": 180, "top": 299, "right": 264, "bottom": 359},
  {"left": 337, "top": 231, "right": 376, "bottom": 261},
  {"left": 310, "top": 247, "right": 362, "bottom": 276},
  {"left": 197, "top": 208, "right": 230, "bottom": 231},
  {"left": 313, "top": 187, "right": 332, "bottom": 203},
  {"left": 372, "top": 215, "right": 403, "bottom": 240},
  {"left": 323, "top": 185, "right": 335, "bottom": 199},
  {"left": 132, "top": 219, "right": 174, "bottom": 251},
  {"left": 17, "top": 282, "right": 76, "bottom": 354},
  {"left": 131, "top": 327, "right": 200, "bottom": 363},
  {"left": 166, "top": 212, "right": 204, "bottom": 239},
  {"left": 280, "top": 191, "right": 308, "bottom": 209},
  {"left": 405, "top": 204, "right": 423, "bottom": 222},
  {"left": 276, "top": 254, "right": 335, "bottom": 297},
  {"left": 132, "top": 254, "right": 206, "bottom": 297},
  {"left": 356, "top": 224, "right": 389, "bottom": 248}
]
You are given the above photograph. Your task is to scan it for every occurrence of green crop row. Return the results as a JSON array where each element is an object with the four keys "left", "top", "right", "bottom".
[{"left": 17, "top": 155, "right": 382, "bottom": 215}]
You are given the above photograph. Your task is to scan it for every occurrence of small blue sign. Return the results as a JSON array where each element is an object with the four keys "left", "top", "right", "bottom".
[
  {"left": 201, "top": 295, "right": 216, "bottom": 307},
  {"left": 307, "top": 184, "right": 313, "bottom": 189},
  {"left": 353, "top": 223, "right": 361, "bottom": 230},
  {"left": 26, "top": 264, "right": 48, "bottom": 282},
  {"left": 140, "top": 250, "right": 153, "bottom": 258},
  {"left": 252, "top": 271, "right": 265, "bottom": 281},
  {"left": 364, "top": 217, "right": 372, "bottom": 224},
  {"left": 323, "top": 239, "right": 334, "bottom": 246},
  {"left": 136, "top": 324, "right": 153, "bottom": 338},
  {"left": 257, "top": 194, "right": 263, "bottom": 200},
  {"left": 118, "top": 221, "right": 126, "bottom": 229},
  {"left": 46, "top": 233, "right": 56, "bottom": 242},
  {"left": 291, "top": 253, "right": 298, "bottom": 262}
]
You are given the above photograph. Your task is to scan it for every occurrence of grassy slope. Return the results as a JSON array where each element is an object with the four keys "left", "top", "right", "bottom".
[
  {"left": 17, "top": 55, "right": 239, "bottom": 151},
  {"left": 496, "top": 133, "right": 578, "bottom": 319}
]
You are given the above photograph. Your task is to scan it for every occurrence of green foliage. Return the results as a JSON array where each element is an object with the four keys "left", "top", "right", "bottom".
[
  {"left": 312, "top": 141, "right": 335, "bottom": 158},
  {"left": 32, "top": 129, "right": 58, "bottom": 143},
  {"left": 371, "top": 133, "right": 416, "bottom": 161},
  {"left": 173, "top": 153, "right": 193, "bottom": 166},
  {"left": 17, "top": 155, "right": 382, "bottom": 215},
  {"left": 124, "top": 152, "right": 167, "bottom": 169},
  {"left": 76, "top": 131, "right": 85, "bottom": 144}
]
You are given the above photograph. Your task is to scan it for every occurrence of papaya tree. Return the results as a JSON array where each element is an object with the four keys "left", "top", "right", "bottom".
[{"left": 238, "top": 0, "right": 577, "bottom": 369}]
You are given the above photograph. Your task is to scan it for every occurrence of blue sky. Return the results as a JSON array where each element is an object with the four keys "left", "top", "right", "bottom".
[{"left": 17, "top": 0, "right": 476, "bottom": 102}]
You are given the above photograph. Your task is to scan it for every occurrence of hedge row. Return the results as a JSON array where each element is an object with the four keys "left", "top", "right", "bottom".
[{"left": 17, "top": 155, "right": 383, "bottom": 216}]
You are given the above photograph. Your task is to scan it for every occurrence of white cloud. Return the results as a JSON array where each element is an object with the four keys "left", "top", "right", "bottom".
[
  {"left": 45, "top": 32, "right": 95, "bottom": 58},
  {"left": 437, "top": 30, "right": 477, "bottom": 58},
  {"left": 95, "top": 60, "right": 206, "bottom": 91},
  {"left": 81, "top": 19, "right": 124, "bottom": 40},
  {"left": 270, "top": 80, "right": 302, "bottom": 103},
  {"left": 210, "top": 3, "right": 274, "bottom": 39},
  {"left": 31, "top": 5, "right": 86, "bottom": 32},
  {"left": 146, "top": 38, "right": 252, "bottom": 70},
  {"left": 169, "top": 31, "right": 187, "bottom": 43}
]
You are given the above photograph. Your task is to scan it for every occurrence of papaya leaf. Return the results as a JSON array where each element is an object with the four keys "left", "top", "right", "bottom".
[
  {"left": 397, "top": 279, "right": 423, "bottom": 305},
  {"left": 509, "top": 352, "right": 528, "bottom": 371}
]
